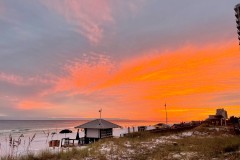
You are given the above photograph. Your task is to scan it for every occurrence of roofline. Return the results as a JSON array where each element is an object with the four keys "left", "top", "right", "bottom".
[
  {"left": 74, "top": 118, "right": 121, "bottom": 129},
  {"left": 75, "top": 127, "right": 119, "bottom": 129}
]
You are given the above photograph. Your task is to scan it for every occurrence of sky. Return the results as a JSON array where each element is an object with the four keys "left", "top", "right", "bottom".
[{"left": 0, "top": 0, "right": 240, "bottom": 121}]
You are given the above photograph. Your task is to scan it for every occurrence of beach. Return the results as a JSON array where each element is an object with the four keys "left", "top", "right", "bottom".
[
  {"left": 2, "top": 124, "right": 239, "bottom": 160},
  {"left": 0, "top": 120, "right": 157, "bottom": 157}
]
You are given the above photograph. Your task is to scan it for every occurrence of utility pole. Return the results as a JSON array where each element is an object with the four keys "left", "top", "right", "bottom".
[
  {"left": 99, "top": 108, "right": 102, "bottom": 119},
  {"left": 165, "top": 103, "right": 168, "bottom": 125}
]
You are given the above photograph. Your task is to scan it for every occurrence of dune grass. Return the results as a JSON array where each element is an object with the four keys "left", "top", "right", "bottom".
[
  {"left": 152, "top": 136, "right": 240, "bottom": 160},
  {"left": 1, "top": 147, "right": 89, "bottom": 160}
]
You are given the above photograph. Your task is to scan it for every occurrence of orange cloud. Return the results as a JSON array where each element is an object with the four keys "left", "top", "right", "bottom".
[
  {"left": 30, "top": 41, "right": 240, "bottom": 121},
  {"left": 17, "top": 100, "right": 53, "bottom": 110}
]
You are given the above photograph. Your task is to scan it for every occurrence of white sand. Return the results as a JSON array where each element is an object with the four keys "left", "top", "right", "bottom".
[{"left": 0, "top": 126, "right": 155, "bottom": 157}]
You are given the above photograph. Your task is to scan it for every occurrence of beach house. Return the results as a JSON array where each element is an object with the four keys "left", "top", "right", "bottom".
[
  {"left": 75, "top": 119, "right": 121, "bottom": 144},
  {"left": 207, "top": 108, "right": 228, "bottom": 126}
]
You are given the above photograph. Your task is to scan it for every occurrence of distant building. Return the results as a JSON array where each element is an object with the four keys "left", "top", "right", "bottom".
[
  {"left": 207, "top": 108, "right": 228, "bottom": 126},
  {"left": 216, "top": 108, "right": 228, "bottom": 120},
  {"left": 75, "top": 119, "right": 121, "bottom": 144},
  {"left": 234, "top": 4, "right": 240, "bottom": 45},
  {"left": 154, "top": 123, "right": 169, "bottom": 129}
]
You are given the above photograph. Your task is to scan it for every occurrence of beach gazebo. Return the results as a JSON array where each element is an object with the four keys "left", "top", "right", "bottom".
[{"left": 75, "top": 119, "right": 121, "bottom": 144}]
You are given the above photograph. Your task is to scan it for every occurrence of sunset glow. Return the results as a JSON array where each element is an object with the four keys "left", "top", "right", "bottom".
[{"left": 0, "top": 0, "right": 239, "bottom": 121}]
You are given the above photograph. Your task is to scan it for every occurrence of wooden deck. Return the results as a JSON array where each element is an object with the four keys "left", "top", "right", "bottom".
[{"left": 60, "top": 137, "right": 85, "bottom": 147}]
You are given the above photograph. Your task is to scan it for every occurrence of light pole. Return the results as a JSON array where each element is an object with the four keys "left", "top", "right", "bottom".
[
  {"left": 99, "top": 108, "right": 102, "bottom": 119},
  {"left": 165, "top": 103, "right": 168, "bottom": 125}
]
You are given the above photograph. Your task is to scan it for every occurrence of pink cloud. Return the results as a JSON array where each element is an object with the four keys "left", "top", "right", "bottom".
[
  {"left": 0, "top": 72, "right": 55, "bottom": 86},
  {"left": 123, "top": 0, "right": 146, "bottom": 16},
  {"left": 42, "top": 0, "right": 113, "bottom": 44},
  {"left": 17, "top": 100, "right": 53, "bottom": 110},
  {"left": 0, "top": 72, "right": 23, "bottom": 85}
]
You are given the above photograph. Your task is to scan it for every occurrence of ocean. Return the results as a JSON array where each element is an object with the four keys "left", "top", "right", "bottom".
[{"left": 0, "top": 120, "right": 158, "bottom": 134}]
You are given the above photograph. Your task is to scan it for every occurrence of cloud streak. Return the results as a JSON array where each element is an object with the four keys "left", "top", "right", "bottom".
[
  {"left": 41, "top": 0, "right": 113, "bottom": 44},
  {"left": 19, "top": 40, "right": 238, "bottom": 120}
]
